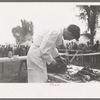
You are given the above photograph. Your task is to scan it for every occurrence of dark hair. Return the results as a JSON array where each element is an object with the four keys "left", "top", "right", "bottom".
[
  {"left": 96, "top": 40, "right": 99, "bottom": 43},
  {"left": 67, "top": 24, "right": 80, "bottom": 41}
]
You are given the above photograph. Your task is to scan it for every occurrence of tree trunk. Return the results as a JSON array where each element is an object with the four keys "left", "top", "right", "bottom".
[
  {"left": 88, "top": 6, "right": 96, "bottom": 45},
  {"left": 90, "top": 33, "right": 94, "bottom": 45}
]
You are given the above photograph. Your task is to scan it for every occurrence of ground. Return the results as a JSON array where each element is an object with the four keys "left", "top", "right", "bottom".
[
  {"left": 0, "top": 61, "right": 27, "bottom": 83},
  {"left": 0, "top": 60, "right": 100, "bottom": 83}
]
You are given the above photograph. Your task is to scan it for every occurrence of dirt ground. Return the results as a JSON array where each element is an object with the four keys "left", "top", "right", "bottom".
[
  {"left": 0, "top": 61, "right": 27, "bottom": 83},
  {"left": 0, "top": 60, "right": 100, "bottom": 83}
]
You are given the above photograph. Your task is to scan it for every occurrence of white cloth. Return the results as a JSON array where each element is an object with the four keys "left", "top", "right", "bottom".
[{"left": 27, "top": 29, "right": 64, "bottom": 83}]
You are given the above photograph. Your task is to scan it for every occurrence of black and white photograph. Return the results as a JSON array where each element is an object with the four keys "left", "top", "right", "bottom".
[
  {"left": 1, "top": 2, "right": 100, "bottom": 98},
  {"left": 0, "top": 2, "right": 100, "bottom": 84}
]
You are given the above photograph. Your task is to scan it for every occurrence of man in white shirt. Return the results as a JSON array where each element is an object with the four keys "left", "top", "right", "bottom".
[{"left": 27, "top": 24, "right": 80, "bottom": 83}]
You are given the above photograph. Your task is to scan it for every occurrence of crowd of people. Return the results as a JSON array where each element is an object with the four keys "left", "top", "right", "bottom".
[
  {"left": 0, "top": 44, "right": 30, "bottom": 57},
  {"left": 58, "top": 40, "right": 100, "bottom": 53},
  {"left": 0, "top": 40, "right": 100, "bottom": 58}
]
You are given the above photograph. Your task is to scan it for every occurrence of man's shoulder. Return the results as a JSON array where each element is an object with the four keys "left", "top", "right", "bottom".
[{"left": 45, "top": 28, "right": 62, "bottom": 36}]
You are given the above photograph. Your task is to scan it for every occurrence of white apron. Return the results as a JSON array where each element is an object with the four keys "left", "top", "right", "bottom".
[{"left": 27, "top": 29, "right": 64, "bottom": 83}]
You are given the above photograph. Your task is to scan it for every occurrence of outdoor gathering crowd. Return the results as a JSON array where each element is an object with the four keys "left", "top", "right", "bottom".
[
  {"left": 58, "top": 40, "right": 100, "bottom": 52},
  {"left": 0, "top": 44, "right": 30, "bottom": 57},
  {"left": 0, "top": 40, "right": 100, "bottom": 58}
]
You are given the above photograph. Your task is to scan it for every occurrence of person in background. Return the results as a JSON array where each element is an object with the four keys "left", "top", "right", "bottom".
[
  {"left": 93, "top": 40, "right": 100, "bottom": 52},
  {"left": 27, "top": 24, "right": 80, "bottom": 83}
]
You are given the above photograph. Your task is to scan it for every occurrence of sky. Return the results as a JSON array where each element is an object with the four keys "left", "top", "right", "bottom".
[{"left": 0, "top": 3, "right": 91, "bottom": 45}]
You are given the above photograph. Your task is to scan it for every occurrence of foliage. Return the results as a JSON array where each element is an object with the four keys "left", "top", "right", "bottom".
[
  {"left": 12, "top": 19, "right": 34, "bottom": 44},
  {"left": 76, "top": 5, "right": 100, "bottom": 45}
]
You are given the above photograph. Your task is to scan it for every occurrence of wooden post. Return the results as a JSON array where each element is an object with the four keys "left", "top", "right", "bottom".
[
  {"left": 82, "top": 51, "right": 84, "bottom": 66},
  {"left": 1, "top": 62, "right": 4, "bottom": 74}
]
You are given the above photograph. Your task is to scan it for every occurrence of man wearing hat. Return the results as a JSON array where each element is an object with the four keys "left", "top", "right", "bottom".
[{"left": 27, "top": 24, "right": 80, "bottom": 83}]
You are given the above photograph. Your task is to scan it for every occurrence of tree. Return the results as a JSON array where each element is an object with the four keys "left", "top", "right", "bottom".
[
  {"left": 12, "top": 19, "right": 34, "bottom": 44},
  {"left": 76, "top": 5, "right": 100, "bottom": 45}
]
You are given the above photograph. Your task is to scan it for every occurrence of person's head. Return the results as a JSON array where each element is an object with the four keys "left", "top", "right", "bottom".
[
  {"left": 96, "top": 40, "right": 99, "bottom": 44},
  {"left": 87, "top": 41, "right": 90, "bottom": 45},
  {"left": 63, "top": 24, "right": 80, "bottom": 41}
]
